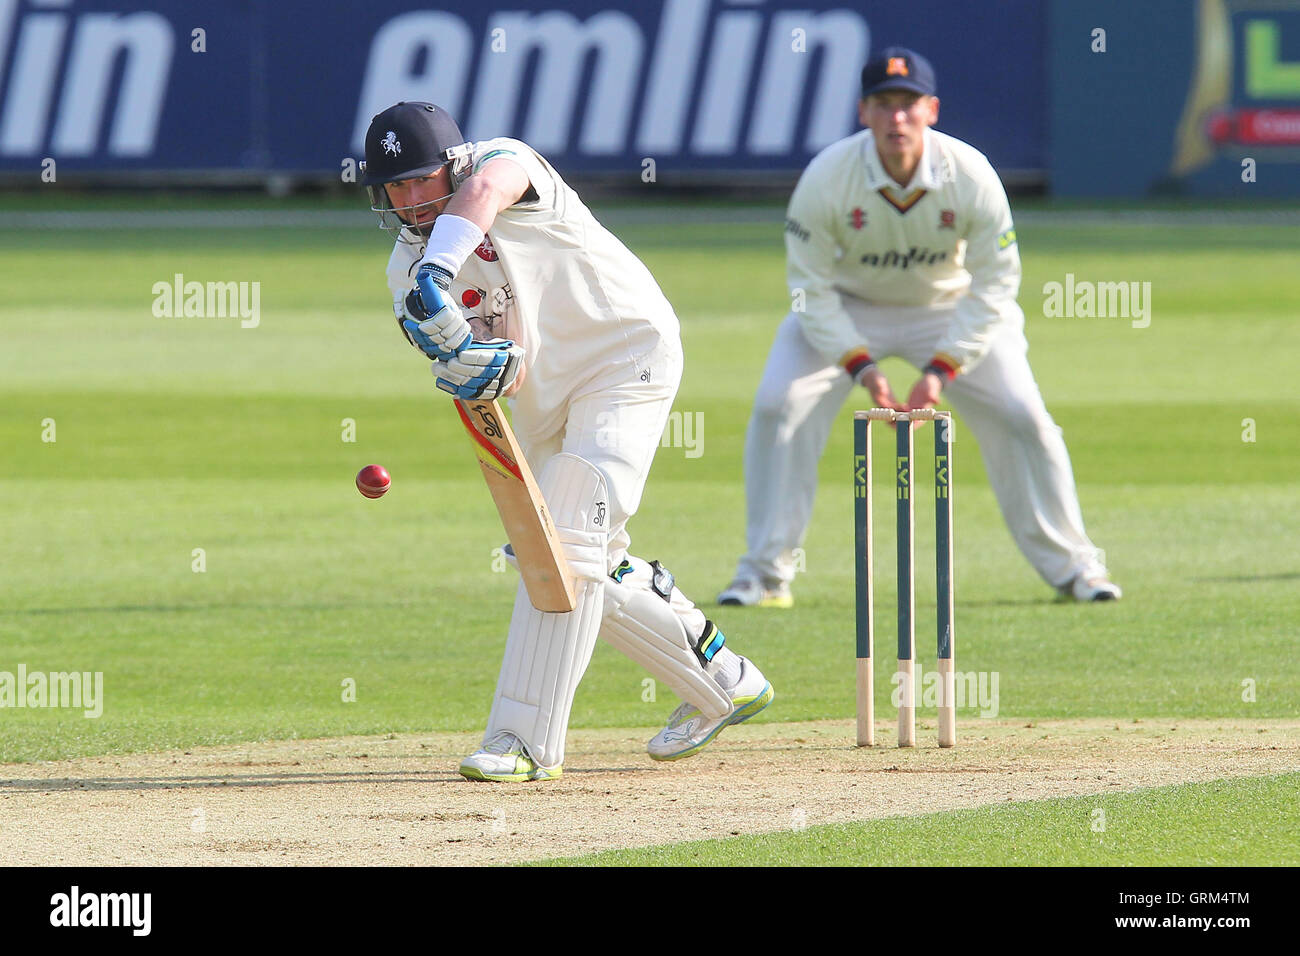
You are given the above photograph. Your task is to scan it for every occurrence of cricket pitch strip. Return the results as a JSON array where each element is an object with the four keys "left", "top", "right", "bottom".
[{"left": 3, "top": 719, "right": 1297, "bottom": 866}]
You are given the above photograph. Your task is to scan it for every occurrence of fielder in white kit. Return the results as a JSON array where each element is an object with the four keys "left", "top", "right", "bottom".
[
  {"left": 360, "top": 102, "right": 773, "bottom": 782},
  {"left": 719, "top": 48, "right": 1121, "bottom": 607}
]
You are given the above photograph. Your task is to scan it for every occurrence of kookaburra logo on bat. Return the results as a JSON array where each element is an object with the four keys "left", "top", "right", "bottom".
[
  {"left": 382, "top": 131, "right": 401, "bottom": 156},
  {"left": 471, "top": 404, "right": 503, "bottom": 439}
]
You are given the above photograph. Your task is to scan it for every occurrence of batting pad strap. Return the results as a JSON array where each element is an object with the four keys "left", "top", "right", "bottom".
[
  {"left": 601, "top": 575, "right": 732, "bottom": 720},
  {"left": 556, "top": 528, "right": 606, "bottom": 582},
  {"left": 649, "top": 560, "right": 674, "bottom": 601},
  {"left": 696, "top": 621, "right": 725, "bottom": 664}
]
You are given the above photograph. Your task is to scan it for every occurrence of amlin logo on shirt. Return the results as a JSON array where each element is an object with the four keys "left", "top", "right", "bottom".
[{"left": 50, "top": 886, "right": 151, "bottom": 936}]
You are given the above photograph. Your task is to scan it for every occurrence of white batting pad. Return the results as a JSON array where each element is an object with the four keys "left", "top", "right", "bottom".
[
  {"left": 482, "top": 454, "right": 609, "bottom": 768},
  {"left": 602, "top": 558, "right": 733, "bottom": 720}
]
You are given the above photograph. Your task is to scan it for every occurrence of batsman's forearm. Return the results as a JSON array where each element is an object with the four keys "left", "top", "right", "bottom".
[
  {"left": 443, "top": 179, "right": 502, "bottom": 232},
  {"left": 445, "top": 160, "right": 530, "bottom": 231}
]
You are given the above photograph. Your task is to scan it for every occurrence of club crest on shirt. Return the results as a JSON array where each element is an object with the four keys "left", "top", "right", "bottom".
[
  {"left": 459, "top": 282, "right": 512, "bottom": 319},
  {"left": 474, "top": 235, "right": 499, "bottom": 261},
  {"left": 491, "top": 284, "right": 513, "bottom": 313},
  {"left": 847, "top": 207, "right": 867, "bottom": 230},
  {"left": 939, "top": 209, "right": 955, "bottom": 229}
]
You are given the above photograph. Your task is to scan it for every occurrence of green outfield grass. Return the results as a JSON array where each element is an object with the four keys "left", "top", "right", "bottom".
[
  {"left": 536, "top": 772, "right": 1300, "bottom": 866},
  {"left": 1, "top": 204, "right": 1297, "bottom": 776}
]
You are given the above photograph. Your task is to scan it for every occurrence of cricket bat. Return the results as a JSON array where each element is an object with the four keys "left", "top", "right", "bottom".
[
  {"left": 412, "top": 269, "right": 576, "bottom": 612},
  {"left": 453, "top": 398, "right": 577, "bottom": 613}
]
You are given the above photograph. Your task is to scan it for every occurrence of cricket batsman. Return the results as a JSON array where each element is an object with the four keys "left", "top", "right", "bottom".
[
  {"left": 718, "top": 47, "right": 1121, "bottom": 607},
  {"left": 359, "top": 102, "right": 773, "bottom": 782}
]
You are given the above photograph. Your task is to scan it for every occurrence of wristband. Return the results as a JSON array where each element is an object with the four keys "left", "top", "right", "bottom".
[
  {"left": 419, "top": 213, "right": 486, "bottom": 280},
  {"left": 924, "top": 356, "right": 959, "bottom": 384},
  {"left": 841, "top": 348, "right": 875, "bottom": 381}
]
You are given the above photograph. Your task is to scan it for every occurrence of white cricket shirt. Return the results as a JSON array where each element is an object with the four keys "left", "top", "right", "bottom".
[
  {"left": 385, "top": 138, "right": 679, "bottom": 438},
  {"left": 784, "top": 127, "right": 1022, "bottom": 375}
]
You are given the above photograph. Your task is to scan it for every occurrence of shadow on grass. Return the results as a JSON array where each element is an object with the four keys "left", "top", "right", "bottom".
[
  {"left": 1191, "top": 573, "right": 1300, "bottom": 583},
  {"left": 957, "top": 598, "right": 1064, "bottom": 608},
  {"left": 0, "top": 770, "right": 450, "bottom": 792},
  {"left": 0, "top": 600, "right": 434, "bottom": 616},
  {"left": 0, "top": 766, "right": 653, "bottom": 792}
]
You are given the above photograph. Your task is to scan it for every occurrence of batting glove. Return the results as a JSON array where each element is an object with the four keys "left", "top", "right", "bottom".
[
  {"left": 400, "top": 263, "right": 473, "bottom": 360},
  {"left": 433, "top": 339, "right": 525, "bottom": 400}
]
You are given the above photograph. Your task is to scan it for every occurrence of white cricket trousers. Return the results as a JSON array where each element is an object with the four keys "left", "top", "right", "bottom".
[
  {"left": 518, "top": 333, "right": 684, "bottom": 569},
  {"left": 483, "top": 333, "right": 731, "bottom": 765},
  {"left": 736, "top": 303, "right": 1104, "bottom": 590}
]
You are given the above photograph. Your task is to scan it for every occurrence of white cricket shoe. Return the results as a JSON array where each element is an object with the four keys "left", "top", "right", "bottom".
[
  {"left": 458, "top": 733, "right": 562, "bottom": 782},
  {"left": 1061, "top": 574, "right": 1123, "bottom": 602},
  {"left": 647, "top": 657, "right": 774, "bottom": 761},
  {"left": 716, "top": 578, "right": 793, "bottom": 608}
]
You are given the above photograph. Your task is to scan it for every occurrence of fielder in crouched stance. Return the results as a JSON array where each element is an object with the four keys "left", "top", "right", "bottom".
[
  {"left": 719, "top": 48, "right": 1120, "bottom": 608},
  {"left": 360, "top": 102, "right": 773, "bottom": 781}
]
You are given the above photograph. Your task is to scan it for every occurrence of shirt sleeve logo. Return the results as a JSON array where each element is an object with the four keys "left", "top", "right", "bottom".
[
  {"left": 997, "top": 227, "right": 1017, "bottom": 249},
  {"left": 939, "top": 209, "right": 955, "bottom": 229},
  {"left": 783, "top": 217, "right": 811, "bottom": 241},
  {"left": 474, "top": 148, "right": 518, "bottom": 171}
]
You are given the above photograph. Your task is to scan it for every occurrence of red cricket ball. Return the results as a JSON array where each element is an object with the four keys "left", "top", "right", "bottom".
[{"left": 356, "top": 464, "right": 391, "bottom": 499}]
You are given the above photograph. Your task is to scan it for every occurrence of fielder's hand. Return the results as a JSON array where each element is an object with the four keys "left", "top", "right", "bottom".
[
  {"left": 400, "top": 263, "right": 473, "bottom": 360},
  {"left": 856, "top": 366, "right": 905, "bottom": 412},
  {"left": 905, "top": 372, "right": 944, "bottom": 412},
  {"left": 433, "top": 339, "right": 525, "bottom": 400}
]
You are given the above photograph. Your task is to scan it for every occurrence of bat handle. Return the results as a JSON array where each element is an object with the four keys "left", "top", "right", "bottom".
[{"left": 416, "top": 267, "right": 447, "bottom": 313}]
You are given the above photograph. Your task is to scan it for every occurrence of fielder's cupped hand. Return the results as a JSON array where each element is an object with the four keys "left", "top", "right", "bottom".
[
  {"left": 433, "top": 339, "right": 525, "bottom": 400},
  {"left": 905, "top": 372, "right": 944, "bottom": 412},
  {"left": 399, "top": 263, "right": 474, "bottom": 360},
  {"left": 856, "top": 366, "right": 905, "bottom": 412}
]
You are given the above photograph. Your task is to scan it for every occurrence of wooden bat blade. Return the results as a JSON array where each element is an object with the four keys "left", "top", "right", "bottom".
[{"left": 454, "top": 399, "right": 577, "bottom": 613}]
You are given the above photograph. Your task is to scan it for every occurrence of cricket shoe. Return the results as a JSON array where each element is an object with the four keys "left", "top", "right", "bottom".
[
  {"left": 716, "top": 578, "right": 794, "bottom": 608},
  {"left": 1060, "top": 574, "right": 1123, "bottom": 602},
  {"left": 458, "top": 733, "right": 562, "bottom": 782},
  {"left": 647, "top": 657, "right": 774, "bottom": 761}
]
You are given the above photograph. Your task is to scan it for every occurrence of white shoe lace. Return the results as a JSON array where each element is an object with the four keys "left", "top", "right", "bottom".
[
  {"left": 482, "top": 732, "right": 521, "bottom": 756},
  {"left": 665, "top": 702, "right": 697, "bottom": 728}
]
